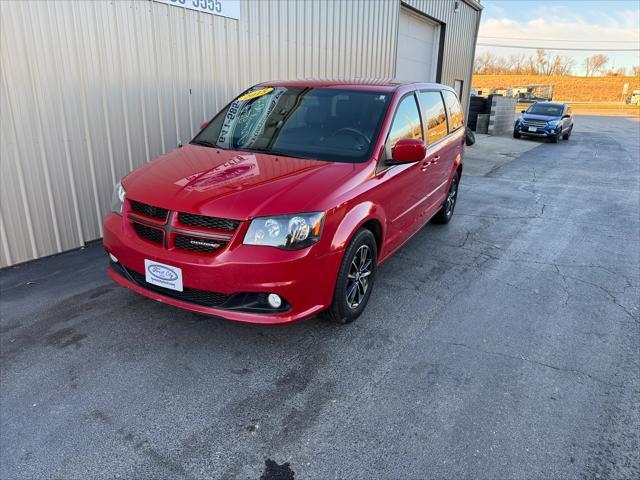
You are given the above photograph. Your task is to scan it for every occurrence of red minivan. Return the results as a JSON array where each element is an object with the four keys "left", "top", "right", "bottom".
[{"left": 103, "top": 81, "right": 465, "bottom": 324}]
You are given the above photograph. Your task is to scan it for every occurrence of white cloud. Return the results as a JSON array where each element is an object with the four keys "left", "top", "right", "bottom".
[
  {"left": 479, "top": 16, "right": 639, "bottom": 43},
  {"left": 477, "top": 11, "right": 640, "bottom": 73}
]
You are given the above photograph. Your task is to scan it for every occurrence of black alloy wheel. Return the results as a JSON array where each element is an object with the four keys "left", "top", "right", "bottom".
[
  {"left": 325, "top": 229, "right": 377, "bottom": 324},
  {"left": 432, "top": 171, "right": 459, "bottom": 224}
]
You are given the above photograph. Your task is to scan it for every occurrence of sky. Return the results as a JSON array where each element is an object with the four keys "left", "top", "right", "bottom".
[{"left": 476, "top": 0, "right": 640, "bottom": 75}]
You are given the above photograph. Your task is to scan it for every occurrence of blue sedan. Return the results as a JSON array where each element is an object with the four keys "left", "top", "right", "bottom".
[{"left": 514, "top": 102, "right": 574, "bottom": 143}]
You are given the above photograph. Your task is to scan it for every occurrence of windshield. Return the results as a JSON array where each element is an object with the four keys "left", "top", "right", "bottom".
[
  {"left": 192, "top": 87, "right": 392, "bottom": 163},
  {"left": 526, "top": 104, "right": 564, "bottom": 116}
]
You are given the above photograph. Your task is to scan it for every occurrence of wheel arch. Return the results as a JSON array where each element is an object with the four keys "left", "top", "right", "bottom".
[{"left": 330, "top": 201, "right": 386, "bottom": 260}]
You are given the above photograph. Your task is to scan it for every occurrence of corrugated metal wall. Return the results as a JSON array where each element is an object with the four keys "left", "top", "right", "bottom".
[
  {"left": 0, "top": 0, "right": 479, "bottom": 267},
  {"left": 404, "top": 0, "right": 481, "bottom": 112}
]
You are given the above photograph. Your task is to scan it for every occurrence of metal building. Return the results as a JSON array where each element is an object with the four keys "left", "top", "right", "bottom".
[{"left": 0, "top": 0, "right": 482, "bottom": 267}]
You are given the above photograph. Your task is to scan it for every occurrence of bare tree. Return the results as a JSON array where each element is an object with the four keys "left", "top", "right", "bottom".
[
  {"left": 473, "top": 48, "right": 608, "bottom": 77},
  {"left": 583, "top": 54, "right": 609, "bottom": 76},
  {"left": 631, "top": 65, "right": 640, "bottom": 78},
  {"left": 534, "top": 49, "right": 551, "bottom": 75},
  {"left": 473, "top": 52, "right": 499, "bottom": 74},
  {"left": 505, "top": 53, "right": 529, "bottom": 74},
  {"left": 550, "top": 55, "right": 575, "bottom": 76},
  {"left": 605, "top": 67, "right": 627, "bottom": 76}
]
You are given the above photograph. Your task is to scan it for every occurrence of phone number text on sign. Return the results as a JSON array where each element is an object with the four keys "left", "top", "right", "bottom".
[{"left": 154, "top": 0, "right": 240, "bottom": 20}]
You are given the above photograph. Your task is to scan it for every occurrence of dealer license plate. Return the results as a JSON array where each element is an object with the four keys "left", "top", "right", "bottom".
[{"left": 145, "top": 259, "right": 183, "bottom": 292}]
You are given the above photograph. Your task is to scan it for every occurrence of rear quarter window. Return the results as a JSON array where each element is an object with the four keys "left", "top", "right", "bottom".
[
  {"left": 418, "top": 91, "right": 448, "bottom": 144},
  {"left": 442, "top": 90, "right": 463, "bottom": 132}
]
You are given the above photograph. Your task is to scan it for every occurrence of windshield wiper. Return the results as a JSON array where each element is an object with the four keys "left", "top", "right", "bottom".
[
  {"left": 237, "top": 147, "right": 309, "bottom": 160},
  {"left": 190, "top": 139, "right": 218, "bottom": 148}
]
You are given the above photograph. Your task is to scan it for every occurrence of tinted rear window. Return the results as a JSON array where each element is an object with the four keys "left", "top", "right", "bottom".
[{"left": 194, "top": 87, "right": 392, "bottom": 163}]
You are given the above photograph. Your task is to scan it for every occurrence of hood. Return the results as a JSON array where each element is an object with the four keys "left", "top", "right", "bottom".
[
  {"left": 521, "top": 113, "right": 561, "bottom": 121},
  {"left": 122, "top": 145, "right": 355, "bottom": 219}
]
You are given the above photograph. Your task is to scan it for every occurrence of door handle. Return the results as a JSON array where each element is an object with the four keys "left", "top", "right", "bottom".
[{"left": 421, "top": 156, "right": 439, "bottom": 171}]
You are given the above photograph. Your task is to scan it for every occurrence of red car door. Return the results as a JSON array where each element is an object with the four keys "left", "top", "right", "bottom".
[
  {"left": 417, "top": 90, "right": 454, "bottom": 216},
  {"left": 372, "top": 93, "right": 428, "bottom": 255}
]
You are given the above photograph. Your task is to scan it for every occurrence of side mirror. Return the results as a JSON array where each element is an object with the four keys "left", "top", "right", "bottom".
[
  {"left": 562, "top": 114, "right": 570, "bottom": 119},
  {"left": 200, "top": 121, "right": 208, "bottom": 131},
  {"left": 521, "top": 110, "right": 526, "bottom": 114},
  {"left": 388, "top": 138, "right": 426, "bottom": 164}
]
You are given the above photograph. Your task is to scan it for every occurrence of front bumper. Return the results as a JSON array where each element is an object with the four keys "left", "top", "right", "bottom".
[
  {"left": 514, "top": 123, "right": 561, "bottom": 137},
  {"left": 103, "top": 212, "right": 342, "bottom": 324}
]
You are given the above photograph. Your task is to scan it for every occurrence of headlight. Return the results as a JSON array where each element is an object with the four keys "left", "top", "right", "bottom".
[
  {"left": 110, "top": 181, "right": 126, "bottom": 215},
  {"left": 547, "top": 120, "right": 561, "bottom": 126},
  {"left": 244, "top": 212, "right": 324, "bottom": 250}
]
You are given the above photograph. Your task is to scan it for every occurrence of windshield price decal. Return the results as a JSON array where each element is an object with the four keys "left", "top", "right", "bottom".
[
  {"left": 217, "top": 88, "right": 285, "bottom": 149},
  {"left": 238, "top": 87, "right": 274, "bottom": 102}
]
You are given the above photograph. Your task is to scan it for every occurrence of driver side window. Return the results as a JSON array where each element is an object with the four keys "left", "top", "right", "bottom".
[
  {"left": 379, "top": 94, "right": 423, "bottom": 173},
  {"left": 387, "top": 94, "right": 423, "bottom": 152}
]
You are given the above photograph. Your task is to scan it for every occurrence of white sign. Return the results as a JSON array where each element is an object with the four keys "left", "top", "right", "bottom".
[
  {"left": 145, "top": 259, "right": 183, "bottom": 292},
  {"left": 154, "top": 0, "right": 240, "bottom": 20}
]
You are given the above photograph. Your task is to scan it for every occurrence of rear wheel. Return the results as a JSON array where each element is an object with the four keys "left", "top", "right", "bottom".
[
  {"left": 432, "top": 171, "right": 459, "bottom": 225},
  {"left": 325, "top": 229, "right": 377, "bottom": 324}
]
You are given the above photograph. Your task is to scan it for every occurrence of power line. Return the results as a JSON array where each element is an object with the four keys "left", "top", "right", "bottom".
[
  {"left": 477, "top": 43, "right": 640, "bottom": 52},
  {"left": 479, "top": 35, "right": 639, "bottom": 43}
]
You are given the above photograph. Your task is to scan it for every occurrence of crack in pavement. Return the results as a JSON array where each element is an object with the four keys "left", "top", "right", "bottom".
[{"left": 433, "top": 338, "right": 629, "bottom": 390}]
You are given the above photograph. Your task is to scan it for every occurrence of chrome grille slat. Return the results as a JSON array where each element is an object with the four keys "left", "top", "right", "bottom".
[{"left": 522, "top": 119, "right": 548, "bottom": 128}]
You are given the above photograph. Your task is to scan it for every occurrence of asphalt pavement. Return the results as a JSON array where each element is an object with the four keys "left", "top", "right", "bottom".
[{"left": 1, "top": 115, "right": 638, "bottom": 479}]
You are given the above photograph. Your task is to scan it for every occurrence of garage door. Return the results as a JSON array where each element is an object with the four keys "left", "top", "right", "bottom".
[{"left": 395, "top": 7, "right": 440, "bottom": 82}]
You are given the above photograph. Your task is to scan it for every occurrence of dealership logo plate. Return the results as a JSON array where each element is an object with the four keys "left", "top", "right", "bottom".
[{"left": 145, "top": 259, "right": 183, "bottom": 292}]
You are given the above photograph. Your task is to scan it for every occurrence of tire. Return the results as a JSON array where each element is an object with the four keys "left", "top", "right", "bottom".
[
  {"left": 432, "top": 171, "right": 460, "bottom": 225},
  {"left": 563, "top": 126, "right": 572, "bottom": 140},
  {"left": 513, "top": 130, "right": 521, "bottom": 139},
  {"left": 325, "top": 229, "right": 378, "bottom": 324},
  {"left": 465, "top": 128, "right": 475, "bottom": 146},
  {"left": 550, "top": 131, "right": 560, "bottom": 143}
]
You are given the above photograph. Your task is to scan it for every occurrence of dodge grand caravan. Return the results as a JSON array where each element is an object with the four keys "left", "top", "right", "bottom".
[{"left": 104, "top": 80, "right": 465, "bottom": 324}]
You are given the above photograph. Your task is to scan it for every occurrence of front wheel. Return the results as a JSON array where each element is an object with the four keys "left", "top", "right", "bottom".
[
  {"left": 325, "top": 229, "right": 377, "bottom": 324},
  {"left": 513, "top": 130, "right": 521, "bottom": 139},
  {"left": 432, "top": 171, "right": 459, "bottom": 224},
  {"left": 562, "top": 126, "right": 572, "bottom": 140}
]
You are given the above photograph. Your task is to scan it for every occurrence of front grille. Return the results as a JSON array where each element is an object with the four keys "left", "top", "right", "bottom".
[
  {"left": 132, "top": 222, "right": 163, "bottom": 244},
  {"left": 129, "top": 200, "right": 168, "bottom": 221},
  {"left": 175, "top": 234, "right": 226, "bottom": 253},
  {"left": 122, "top": 266, "right": 230, "bottom": 307},
  {"left": 178, "top": 212, "right": 240, "bottom": 232},
  {"left": 522, "top": 119, "right": 548, "bottom": 128}
]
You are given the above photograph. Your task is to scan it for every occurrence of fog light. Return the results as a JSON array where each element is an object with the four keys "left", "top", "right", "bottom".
[
  {"left": 109, "top": 253, "right": 118, "bottom": 263},
  {"left": 267, "top": 293, "right": 282, "bottom": 309}
]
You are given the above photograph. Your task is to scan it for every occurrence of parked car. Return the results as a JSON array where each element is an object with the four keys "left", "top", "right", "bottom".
[
  {"left": 103, "top": 81, "right": 465, "bottom": 324},
  {"left": 627, "top": 89, "right": 640, "bottom": 106},
  {"left": 513, "top": 102, "right": 573, "bottom": 143}
]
